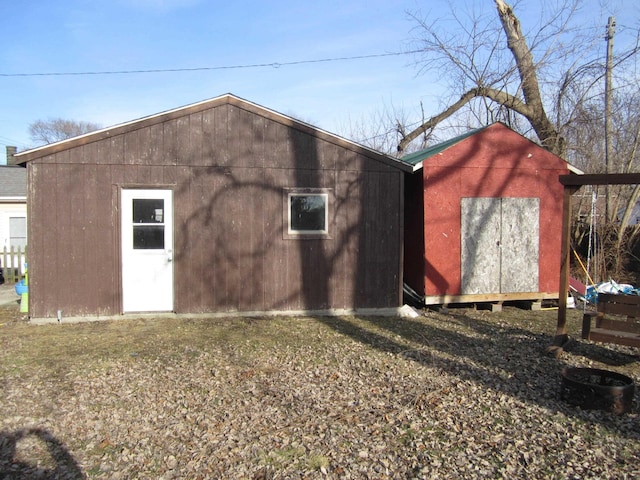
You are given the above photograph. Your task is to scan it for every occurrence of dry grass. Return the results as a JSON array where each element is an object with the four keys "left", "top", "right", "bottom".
[{"left": 1, "top": 302, "right": 639, "bottom": 479}]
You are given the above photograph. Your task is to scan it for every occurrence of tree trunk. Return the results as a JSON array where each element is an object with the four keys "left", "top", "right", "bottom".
[
  {"left": 494, "top": 0, "right": 565, "bottom": 155},
  {"left": 398, "top": 0, "right": 566, "bottom": 157}
]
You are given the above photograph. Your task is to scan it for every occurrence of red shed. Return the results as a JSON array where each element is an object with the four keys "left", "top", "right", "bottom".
[{"left": 402, "top": 122, "right": 574, "bottom": 307}]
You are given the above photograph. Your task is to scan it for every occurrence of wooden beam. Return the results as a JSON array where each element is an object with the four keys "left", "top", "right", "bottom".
[
  {"left": 423, "top": 291, "right": 559, "bottom": 305},
  {"left": 552, "top": 171, "right": 640, "bottom": 355},
  {"left": 551, "top": 186, "right": 575, "bottom": 350}
]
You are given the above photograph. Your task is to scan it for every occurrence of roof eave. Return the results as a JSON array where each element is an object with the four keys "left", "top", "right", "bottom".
[
  {"left": 14, "top": 93, "right": 411, "bottom": 172},
  {"left": 568, "top": 164, "right": 584, "bottom": 175},
  {"left": 0, "top": 196, "right": 27, "bottom": 202},
  {"left": 15, "top": 93, "right": 237, "bottom": 162}
]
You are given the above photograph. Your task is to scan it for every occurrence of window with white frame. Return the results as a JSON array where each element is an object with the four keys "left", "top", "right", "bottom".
[
  {"left": 285, "top": 189, "right": 331, "bottom": 238},
  {"left": 9, "top": 217, "right": 26, "bottom": 249}
]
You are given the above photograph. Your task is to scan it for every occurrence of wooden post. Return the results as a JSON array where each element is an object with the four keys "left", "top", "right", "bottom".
[
  {"left": 604, "top": 17, "right": 615, "bottom": 221},
  {"left": 551, "top": 173, "right": 640, "bottom": 356},
  {"left": 548, "top": 185, "right": 577, "bottom": 355}
]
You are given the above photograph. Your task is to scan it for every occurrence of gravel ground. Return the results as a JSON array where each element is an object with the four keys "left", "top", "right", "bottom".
[{"left": 1, "top": 298, "right": 639, "bottom": 479}]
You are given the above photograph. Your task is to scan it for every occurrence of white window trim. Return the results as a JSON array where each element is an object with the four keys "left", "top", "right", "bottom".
[{"left": 284, "top": 188, "right": 332, "bottom": 240}]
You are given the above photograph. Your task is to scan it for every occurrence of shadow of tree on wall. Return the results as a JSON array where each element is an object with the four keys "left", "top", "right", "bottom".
[
  {"left": 292, "top": 129, "right": 334, "bottom": 311},
  {"left": 290, "top": 120, "right": 400, "bottom": 312},
  {"left": 0, "top": 428, "right": 84, "bottom": 479},
  {"left": 174, "top": 165, "right": 283, "bottom": 312},
  {"left": 172, "top": 104, "right": 400, "bottom": 314},
  {"left": 405, "top": 130, "right": 566, "bottom": 298}
]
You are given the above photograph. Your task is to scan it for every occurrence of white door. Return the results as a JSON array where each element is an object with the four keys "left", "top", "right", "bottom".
[{"left": 121, "top": 189, "right": 174, "bottom": 312}]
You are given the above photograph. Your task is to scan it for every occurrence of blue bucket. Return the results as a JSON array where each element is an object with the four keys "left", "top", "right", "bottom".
[{"left": 15, "top": 279, "right": 28, "bottom": 295}]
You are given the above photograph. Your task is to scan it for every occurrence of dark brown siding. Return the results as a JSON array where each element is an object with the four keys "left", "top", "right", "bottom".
[
  {"left": 27, "top": 101, "right": 403, "bottom": 318},
  {"left": 403, "top": 172, "right": 426, "bottom": 295}
]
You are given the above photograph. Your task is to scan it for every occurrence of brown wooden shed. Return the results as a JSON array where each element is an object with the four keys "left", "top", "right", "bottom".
[
  {"left": 401, "top": 122, "right": 575, "bottom": 308},
  {"left": 16, "top": 94, "right": 411, "bottom": 321}
]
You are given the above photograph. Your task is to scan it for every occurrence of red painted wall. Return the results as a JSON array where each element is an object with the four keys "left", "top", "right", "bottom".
[{"left": 417, "top": 123, "right": 568, "bottom": 296}]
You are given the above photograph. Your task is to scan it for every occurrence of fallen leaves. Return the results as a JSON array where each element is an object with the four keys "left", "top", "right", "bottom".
[{"left": 0, "top": 307, "right": 639, "bottom": 479}]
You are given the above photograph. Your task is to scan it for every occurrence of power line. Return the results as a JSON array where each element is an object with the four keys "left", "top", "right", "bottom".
[
  {"left": 0, "top": 135, "right": 28, "bottom": 148},
  {"left": 0, "top": 50, "right": 423, "bottom": 78}
]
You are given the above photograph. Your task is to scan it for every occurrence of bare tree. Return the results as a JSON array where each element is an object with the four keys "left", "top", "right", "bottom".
[
  {"left": 398, "top": 0, "right": 640, "bottom": 282},
  {"left": 398, "top": 0, "right": 639, "bottom": 157},
  {"left": 566, "top": 87, "right": 640, "bottom": 280},
  {"left": 338, "top": 102, "right": 426, "bottom": 156},
  {"left": 29, "top": 118, "right": 101, "bottom": 146}
]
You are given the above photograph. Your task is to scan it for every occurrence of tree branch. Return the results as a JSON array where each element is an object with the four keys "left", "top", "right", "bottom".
[{"left": 397, "top": 87, "right": 530, "bottom": 153}]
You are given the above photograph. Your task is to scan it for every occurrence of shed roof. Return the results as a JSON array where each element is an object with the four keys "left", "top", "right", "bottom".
[
  {"left": 15, "top": 93, "right": 413, "bottom": 172},
  {"left": 0, "top": 165, "right": 27, "bottom": 198},
  {"left": 400, "top": 125, "right": 490, "bottom": 170},
  {"left": 400, "top": 122, "right": 582, "bottom": 174}
]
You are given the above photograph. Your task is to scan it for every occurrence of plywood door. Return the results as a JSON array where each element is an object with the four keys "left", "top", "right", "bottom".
[
  {"left": 500, "top": 198, "right": 539, "bottom": 293},
  {"left": 461, "top": 198, "right": 501, "bottom": 294},
  {"left": 461, "top": 198, "right": 539, "bottom": 295}
]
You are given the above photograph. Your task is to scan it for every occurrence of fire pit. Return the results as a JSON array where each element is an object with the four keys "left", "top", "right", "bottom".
[{"left": 560, "top": 367, "right": 635, "bottom": 415}]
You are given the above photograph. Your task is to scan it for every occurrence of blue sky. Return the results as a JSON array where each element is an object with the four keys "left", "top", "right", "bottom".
[{"left": 1, "top": 0, "right": 638, "bottom": 159}]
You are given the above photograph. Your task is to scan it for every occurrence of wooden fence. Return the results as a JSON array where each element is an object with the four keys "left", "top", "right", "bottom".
[{"left": 1, "top": 246, "right": 27, "bottom": 283}]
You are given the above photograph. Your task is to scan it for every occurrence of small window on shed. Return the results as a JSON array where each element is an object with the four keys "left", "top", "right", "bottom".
[{"left": 284, "top": 189, "right": 331, "bottom": 239}]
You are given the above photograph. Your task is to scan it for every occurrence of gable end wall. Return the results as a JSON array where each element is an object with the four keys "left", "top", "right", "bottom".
[{"left": 27, "top": 103, "right": 403, "bottom": 318}]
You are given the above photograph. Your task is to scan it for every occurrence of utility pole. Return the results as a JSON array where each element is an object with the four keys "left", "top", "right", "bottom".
[{"left": 604, "top": 16, "right": 615, "bottom": 222}]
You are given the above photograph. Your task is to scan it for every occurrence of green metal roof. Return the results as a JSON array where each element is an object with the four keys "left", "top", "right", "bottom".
[{"left": 401, "top": 124, "right": 491, "bottom": 167}]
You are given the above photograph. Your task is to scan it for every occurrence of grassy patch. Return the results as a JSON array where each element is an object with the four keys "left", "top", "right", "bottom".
[
  {"left": 258, "top": 446, "right": 306, "bottom": 469},
  {"left": 0, "top": 315, "right": 323, "bottom": 378}
]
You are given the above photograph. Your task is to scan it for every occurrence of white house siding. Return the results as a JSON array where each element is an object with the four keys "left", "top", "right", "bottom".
[
  {"left": 0, "top": 202, "right": 27, "bottom": 272},
  {"left": 0, "top": 201, "right": 27, "bottom": 248}
]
